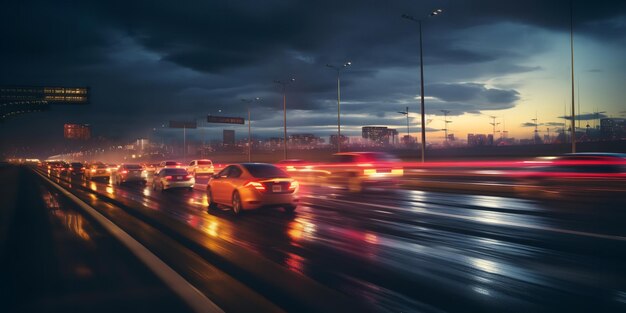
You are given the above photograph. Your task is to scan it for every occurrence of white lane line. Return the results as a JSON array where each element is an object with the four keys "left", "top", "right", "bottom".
[
  {"left": 36, "top": 171, "right": 224, "bottom": 313},
  {"left": 302, "top": 195, "right": 626, "bottom": 242}
]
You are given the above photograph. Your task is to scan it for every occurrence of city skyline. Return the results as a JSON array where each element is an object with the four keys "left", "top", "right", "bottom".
[{"left": 1, "top": 1, "right": 625, "bottom": 154}]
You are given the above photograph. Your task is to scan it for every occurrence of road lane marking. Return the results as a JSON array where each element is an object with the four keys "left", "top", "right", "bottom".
[
  {"left": 35, "top": 171, "right": 224, "bottom": 313},
  {"left": 302, "top": 195, "right": 626, "bottom": 242}
]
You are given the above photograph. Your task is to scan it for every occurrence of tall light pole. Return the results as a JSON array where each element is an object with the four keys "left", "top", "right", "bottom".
[
  {"left": 402, "top": 8, "right": 443, "bottom": 162},
  {"left": 569, "top": 0, "right": 576, "bottom": 153},
  {"left": 397, "top": 107, "right": 410, "bottom": 145},
  {"left": 241, "top": 97, "right": 261, "bottom": 162},
  {"left": 274, "top": 78, "right": 295, "bottom": 160},
  {"left": 326, "top": 61, "right": 351, "bottom": 152}
]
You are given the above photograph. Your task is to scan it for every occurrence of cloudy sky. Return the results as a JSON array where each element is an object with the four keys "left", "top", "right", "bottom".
[{"left": 1, "top": 0, "right": 625, "bottom": 153}]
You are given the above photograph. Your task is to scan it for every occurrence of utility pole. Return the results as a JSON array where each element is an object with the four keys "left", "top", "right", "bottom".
[
  {"left": 397, "top": 107, "right": 410, "bottom": 145},
  {"left": 441, "top": 110, "right": 451, "bottom": 143},
  {"left": 531, "top": 115, "right": 539, "bottom": 144},
  {"left": 489, "top": 116, "right": 500, "bottom": 145}
]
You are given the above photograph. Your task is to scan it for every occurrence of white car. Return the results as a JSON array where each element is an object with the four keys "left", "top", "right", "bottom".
[
  {"left": 152, "top": 168, "right": 194, "bottom": 191},
  {"left": 187, "top": 159, "right": 214, "bottom": 178}
]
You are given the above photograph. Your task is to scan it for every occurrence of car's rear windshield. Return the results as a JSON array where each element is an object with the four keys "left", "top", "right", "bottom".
[
  {"left": 161, "top": 168, "right": 188, "bottom": 175},
  {"left": 165, "top": 161, "right": 180, "bottom": 165},
  {"left": 125, "top": 164, "right": 142, "bottom": 169},
  {"left": 96, "top": 164, "right": 108, "bottom": 169},
  {"left": 71, "top": 162, "right": 83, "bottom": 167},
  {"left": 198, "top": 160, "right": 213, "bottom": 165},
  {"left": 243, "top": 164, "right": 289, "bottom": 178}
]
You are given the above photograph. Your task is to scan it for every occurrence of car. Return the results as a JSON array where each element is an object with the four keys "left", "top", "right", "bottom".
[
  {"left": 84, "top": 163, "right": 111, "bottom": 181},
  {"left": 156, "top": 160, "right": 184, "bottom": 174},
  {"left": 323, "top": 152, "right": 404, "bottom": 192},
  {"left": 206, "top": 163, "right": 299, "bottom": 215},
  {"left": 187, "top": 159, "right": 215, "bottom": 178},
  {"left": 152, "top": 168, "right": 194, "bottom": 191},
  {"left": 112, "top": 164, "right": 147, "bottom": 185},
  {"left": 512, "top": 153, "right": 626, "bottom": 198},
  {"left": 276, "top": 159, "right": 309, "bottom": 172},
  {"left": 68, "top": 162, "right": 85, "bottom": 176}
]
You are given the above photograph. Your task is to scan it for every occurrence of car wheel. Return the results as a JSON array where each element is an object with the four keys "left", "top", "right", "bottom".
[
  {"left": 232, "top": 191, "right": 243, "bottom": 215},
  {"left": 284, "top": 205, "right": 297, "bottom": 214},
  {"left": 207, "top": 188, "right": 217, "bottom": 209}
]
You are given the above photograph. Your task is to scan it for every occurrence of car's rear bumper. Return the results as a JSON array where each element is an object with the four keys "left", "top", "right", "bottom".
[
  {"left": 239, "top": 190, "right": 299, "bottom": 210},
  {"left": 164, "top": 181, "right": 194, "bottom": 189}
]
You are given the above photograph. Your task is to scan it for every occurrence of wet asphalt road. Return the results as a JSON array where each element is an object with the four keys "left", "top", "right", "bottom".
[
  {"left": 21, "top": 168, "right": 626, "bottom": 312},
  {"left": 0, "top": 166, "right": 194, "bottom": 313}
]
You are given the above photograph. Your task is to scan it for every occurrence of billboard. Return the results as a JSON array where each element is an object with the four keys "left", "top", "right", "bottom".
[
  {"left": 1, "top": 86, "right": 89, "bottom": 105},
  {"left": 207, "top": 115, "right": 245, "bottom": 124}
]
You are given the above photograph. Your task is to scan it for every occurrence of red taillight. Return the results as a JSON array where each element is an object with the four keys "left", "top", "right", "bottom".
[
  {"left": 165, "top": 175, "right": 173, "bottom": 180},
  {"left": 121, "top": 170, "right": 128, "bottom": 174},
  {"left": 185, "top": 174, "right": 193, "bottom": 180},
  {"left": 91, "top": 169, "right": 96, "bottom": 173},
  {"left": 288, "top": 180, "right": 299, "bottom": 191},
  {"left": 244, "top": 181, "right": 266, "bottom": 191}
]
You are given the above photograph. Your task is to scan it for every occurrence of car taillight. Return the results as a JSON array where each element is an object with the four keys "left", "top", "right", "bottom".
[
  {"left": 185, "top": 174, "right": 193, "bottom": 180},
  {"left": 106, "top": 168, "right": 111, "bottom": 172},
  {"left": 363, "top": 168, "right": 376, "bottom": 176},
  {"left": 121, "top": 170, "right": 128, "bottom": 174},
  {"left": 244, "top": 181, "right": 266, "bottom": 191},
  {"left": 91, "top": 169, "right": 96, "bottom": 173},
  {"left": 165, "top": 175, "right": 173, "bottom": 180},
  {"left": 288, "top": 181, "right": 299, "bottom": 191}
]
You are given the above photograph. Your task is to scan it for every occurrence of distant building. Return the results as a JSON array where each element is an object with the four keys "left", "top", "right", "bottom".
[
  {"left": 64, "top": 124, "right": 91, "bottom": 140},
  {"left": 330, "top": 134, "right": 349, "bottom": 146},
  {"left": 223, "top": 129, "right": 235, "bottom": 145},
  {"left": 600, "top": 118, "right": 626, "bottom": 140},
  {"left": 362, "top": 126, "right": 392, "bottom": 145},
  {"left": 136, "top": 138, "right": 149, "bottom": 152},
  {"left": 289, "top": 133, "right": 323, "bottom": 148},
  {"left": 467, "top": 133, "right": 489, "bottom": 146},
  {"left": 1, "top": 86, "right": 89, "bottom": 104}
]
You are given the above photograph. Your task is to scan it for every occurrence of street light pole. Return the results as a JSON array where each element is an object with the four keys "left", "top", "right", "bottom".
[
  {"left": 241, "top": 97, "right": 261, "bottom": 162},
  {"left": 397, "top": 107, "right": 410, "bottom": 145},
  {"left": 569, "top": 0, "right": 576, "bottom": 153},
  {"left": 402, "top": 9, "right": 443, "bottom": 163},
  {"left": 326, "top": 61, "right": 351, "bottom": 153},
  {"left": 274, "top": 79, "right": 295, "bottom": 160}
]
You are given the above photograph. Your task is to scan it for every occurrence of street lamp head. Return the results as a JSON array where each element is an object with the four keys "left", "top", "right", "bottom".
[
  {"left": 290, "top": 78, "right": 296, "bottom": 82},
  {"left": 429, "top": 9, "right": 443, "bottom": 17},
  {"left": 344, "top": 61, "right": 352, "bottom": 67},
  {"left": 401, "top": 14, "right": 416, "bottom": 21}
]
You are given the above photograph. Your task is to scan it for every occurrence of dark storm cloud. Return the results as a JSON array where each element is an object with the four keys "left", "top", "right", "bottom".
[
  {"left": 1, "top": 0, "right": 625, "bottom": 152},
  {"left": 426, "top": 83, "right": 520, "bottom": 113},
  {"left": 558, "top": 113, "right": 608, "bottom": 120},
  {"left": 545, "top": 122, "right": 565, "bottom": 127}
]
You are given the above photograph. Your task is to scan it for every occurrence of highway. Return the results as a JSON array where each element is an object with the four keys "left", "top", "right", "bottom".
[{"left": 3, "top": 165, "right": 626, "bottom": 312}]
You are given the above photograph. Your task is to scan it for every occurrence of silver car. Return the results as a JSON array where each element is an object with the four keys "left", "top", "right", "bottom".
[{"left": 152, "top": 168, "right": 195, "bottom": 191}]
